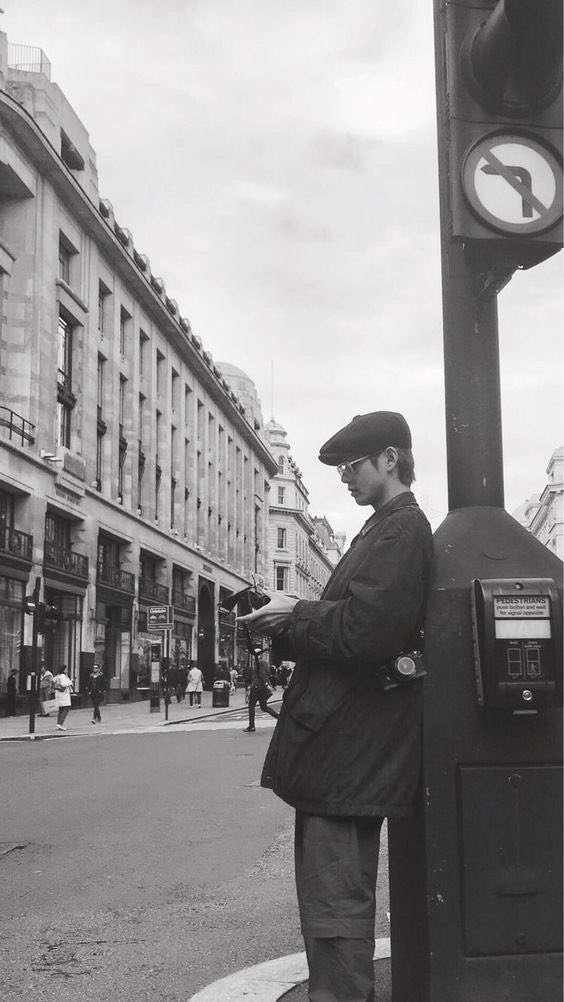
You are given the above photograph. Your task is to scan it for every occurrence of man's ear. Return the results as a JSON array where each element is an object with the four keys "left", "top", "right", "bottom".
[{"left": 384, "top": 447, "right": 399, "bottom": 472}]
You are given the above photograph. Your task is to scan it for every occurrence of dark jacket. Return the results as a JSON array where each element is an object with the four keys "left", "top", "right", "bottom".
[
  {"left": 261, "top": 492, "right": 432, "bottom": 819},
  {"left": 250, "top": 659, "right": 272, "bottom": 689},
  {"left": 88, "top": 672, "right": 105, "bottom": 697}
]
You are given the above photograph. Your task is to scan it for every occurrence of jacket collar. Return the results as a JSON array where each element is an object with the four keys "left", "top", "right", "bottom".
[{"left": 357, "top": 491, "right": 417, "bottom": 539}]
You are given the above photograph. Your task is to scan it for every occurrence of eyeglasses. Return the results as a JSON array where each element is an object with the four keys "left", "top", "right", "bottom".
[{"left": 336, "top": 453, "right": 374, "bottom": 477}]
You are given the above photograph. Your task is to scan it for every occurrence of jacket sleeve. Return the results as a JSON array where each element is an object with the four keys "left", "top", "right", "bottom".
[{"left": 285, "top": 512, "right": 430, "bottom": 669}]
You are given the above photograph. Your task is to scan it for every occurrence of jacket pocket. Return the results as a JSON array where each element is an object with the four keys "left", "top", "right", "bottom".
[{"left": 284, "top": 664, "right": 359, "bottom": 733}]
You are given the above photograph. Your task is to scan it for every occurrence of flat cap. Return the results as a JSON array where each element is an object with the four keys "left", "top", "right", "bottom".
[{"left": 319, "top": 411, "right": 412, "bottom": 466}]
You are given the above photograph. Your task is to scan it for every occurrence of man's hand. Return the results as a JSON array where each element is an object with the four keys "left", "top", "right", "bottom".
[{"left": 237, "top": 590, "right": 298, "bottom": 634}]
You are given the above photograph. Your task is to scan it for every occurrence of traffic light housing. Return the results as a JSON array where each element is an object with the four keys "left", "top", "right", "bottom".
[
  {"left": 36, "top": 602, "right": 60, "bottom": 635},
  {"left": 438, "top": 0, "right": 563, "bottom": 269}
]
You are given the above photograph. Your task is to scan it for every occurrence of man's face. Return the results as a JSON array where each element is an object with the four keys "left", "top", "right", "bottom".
[{"left": 340, "top": 453, "right": 390, "bottom": 507}]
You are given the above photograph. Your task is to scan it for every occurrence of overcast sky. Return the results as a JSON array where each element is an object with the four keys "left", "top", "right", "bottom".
[{"left": 5, "top": 1, "right": 562, "bottom": 544}]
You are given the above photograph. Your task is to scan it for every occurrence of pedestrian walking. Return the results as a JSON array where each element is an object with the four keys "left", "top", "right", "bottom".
[
  {"left": 6, "top": 669, "right": 17, "bottom": 716},
  {"left": 243, "top": 657, "right": 280, "bottom": 733},
  {"left": 186, "top": 665, "right": 203, "bottom": 707},
  {"left": 52, "top": 665, "right": 73, "bottom": 730},
  {"left": 87, "top": 663, "right": 105, "bottom": 723},
  {"left": 39, "top": 663, "right": 54, "bottom": 716},
  {"left": 242, "top": 662, "right": 252, "bottom": 704},
  {"left": 239, "top": 410, "right": 432, "bottom": 1002},
  {"left": 229, "top": 666, "right": 238, "bottom": 695}
]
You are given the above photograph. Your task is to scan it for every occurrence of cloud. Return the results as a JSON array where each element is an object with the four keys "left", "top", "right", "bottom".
[{"left": 6, "top": 0, "right": 562, "bottom": 547}]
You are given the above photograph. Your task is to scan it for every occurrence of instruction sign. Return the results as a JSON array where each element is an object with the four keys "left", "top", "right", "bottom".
[
  {"left": 462, "top": 133, "right": 563, "bottom": 236},
  {"left": 147, "top": 605, "right": 173, "bottom": 631}
]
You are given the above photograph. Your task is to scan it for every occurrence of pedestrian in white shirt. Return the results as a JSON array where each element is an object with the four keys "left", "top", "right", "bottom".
[
  {"left": 52, "top": 666, "right": 73, "bottom": 730},
  {"left": 186, "top": 666, "right": 203, "bottom": 707}
]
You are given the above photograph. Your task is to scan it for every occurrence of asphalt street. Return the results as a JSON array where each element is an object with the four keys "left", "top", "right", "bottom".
[{"left": 1, "top": 704, "right": 390, "bottom": 1001}]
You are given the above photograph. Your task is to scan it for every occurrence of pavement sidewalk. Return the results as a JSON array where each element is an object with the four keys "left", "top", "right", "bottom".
[{"left": 0, "top": 687, "right": 265, "bottom": 741}]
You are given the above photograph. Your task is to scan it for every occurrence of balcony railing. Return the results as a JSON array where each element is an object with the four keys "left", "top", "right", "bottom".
[
  {"left": 139, "top": 578, "right": 169, "bottom": 603},
  {"left": 8, "top": 44, "right": 52, "bottom": 79},
  {"left": 172, "top": 590, "right": 196, "bottom": 614},
  {"left": 44, "top": 541, "right": 89, "bottom": 580},
  {"left": 0, "top": 526, "right": 33, "bottom": 561},
  {"left": 0, "top": 406, "right": 35, "bottom": 446},
  {"left": 97, "top": 563, "right": 136, "bottom": 593}
]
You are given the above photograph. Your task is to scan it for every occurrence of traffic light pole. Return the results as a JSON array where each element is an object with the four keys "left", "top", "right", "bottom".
[
  {"left": 440, "top": 239, "right": 506, "bottom": 509},
  {"left": 389, "top": 4, "right": 562, "bottom": 1000}
]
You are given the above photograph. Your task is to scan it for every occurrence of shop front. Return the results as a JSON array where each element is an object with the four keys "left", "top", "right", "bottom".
[
  {"left": 42, "top": 585, "right": 84, "bottom": 691},
  {"left": 0, "top": 504, "right": 33, "bottom": 709},
  {"left": 0, "top": 574, "right": 25, "bottom": 707},
  {"left": 95, "top": 536, "right": 135, "bottom": 700}
]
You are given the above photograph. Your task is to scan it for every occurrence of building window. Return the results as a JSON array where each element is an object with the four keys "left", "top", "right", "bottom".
[
  {"left": 276, "top": 566, "right": 288, "bottom": 591},
  {"left": 278, "top": 487, "right": 285, "bottom": 505},
  {"left": 156, "top": 350, "right": 165, "bottom": 395},
  {"left": 58, "top": 238, "right": 71, "bottom": 284},
  {"left": 278, "top": 455, "right": 284, "bottom": 475},
  {"left": 97, "top": 354, "right": 105, "bottom": 417},
  {"left": 57, "top": 400, "right": 71, "bottom": 448},
  {"left": 119, "top": 376, "right": 127, "bottom": 435},
  {"left": 184, "top": 384, "right": 192, "bottom": 430},
  {"left": 98, "top": 280, "right": 111, "bottom": 332},
  {"left": 57, "top": 315, "right": 72, "bottom": 391},
  {"left": 56, "top": 313, "right": 76, "bottom": 449},
  {"left": 155, "top": 410, "right": 162, "bottom": 520},
  {"left": 118, "top": 376, "right": 128, "bottom": 502},
  {"left": 120, "top": 306, "right": 131, "bottom": 356},
  {"left": 96, "top": 431, "right": 103, "bottom": 491},
  {"left": 171, "top": 369, "right": 179, "bottom": 413},
  {"left": 118, "top": 443, "right": 127, "bottom": 503},
  {"left": 139, "top": 329, "right": 149, "bottom": 374},
  {"left": 277, "top": 527, "right": 286, "bottom": 549},
  {"left": 95, "top": 354, "right": 106, "bottom": 491}
]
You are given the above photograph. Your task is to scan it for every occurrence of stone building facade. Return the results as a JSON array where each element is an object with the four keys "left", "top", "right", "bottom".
[
  {"left": 264, "top": 417, "right": 343, "bottom": 600},
  {"left": 513, "top": 447, "right": 564, "bottom": 560},
  {"left": 0, "top": 35, "right": 277, "bottom": 704}
]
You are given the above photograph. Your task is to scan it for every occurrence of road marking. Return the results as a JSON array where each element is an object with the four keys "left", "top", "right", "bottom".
[{"left": 187, "top": 939, "right": 391, "bottom": 1001}]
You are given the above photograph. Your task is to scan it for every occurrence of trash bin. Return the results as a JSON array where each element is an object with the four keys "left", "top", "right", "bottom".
[{"left": 212, "top": 680, "right": 230, "bottom": 708}]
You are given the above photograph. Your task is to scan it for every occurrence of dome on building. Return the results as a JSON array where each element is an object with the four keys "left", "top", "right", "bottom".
[
  {"left": 216, "top": 361, "right": 265, "bottom": 433},
  {"left": 265, "top": 416, "right": 286, "bottom": 436},
  {"left": 265, "top": 417, "right": 290, "bottom": 453}
]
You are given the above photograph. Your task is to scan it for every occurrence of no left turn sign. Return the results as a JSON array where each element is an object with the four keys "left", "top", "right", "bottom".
[{"left": 462, "top": 133, "right": 563, "bottom": 236}]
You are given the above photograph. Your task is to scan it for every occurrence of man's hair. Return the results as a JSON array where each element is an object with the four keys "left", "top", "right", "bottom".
[
  {"left": 396, "top": 447, "right": 416, "bottom": 487},
  {"left": 371, "top": 447, "right": 415, "bottom": 486}
]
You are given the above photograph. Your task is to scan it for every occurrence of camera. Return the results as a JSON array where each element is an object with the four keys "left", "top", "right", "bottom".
[
  {"left": 375, "top": 651, "right": 426, "bottom": 692},
  {"left": 219, "top": 585, "right": 270, "bottom": 617}
]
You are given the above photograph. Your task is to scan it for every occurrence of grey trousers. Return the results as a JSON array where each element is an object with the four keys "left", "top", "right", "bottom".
[{"left": 295, "top": 811, "right": 383, "bottom": 1002}]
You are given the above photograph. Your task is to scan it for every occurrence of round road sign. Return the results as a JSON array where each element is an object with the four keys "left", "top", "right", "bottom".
[{"left": 462, "top": 133, "right": 563, "bottom": 236}]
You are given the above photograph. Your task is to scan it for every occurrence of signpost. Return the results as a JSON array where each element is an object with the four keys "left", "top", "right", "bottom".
[
  {"left": 146, "top": 606, "right": 173, "bottom": 718},
  {"left": 147, "top": 606, "right": 173, "bottom": 632}
]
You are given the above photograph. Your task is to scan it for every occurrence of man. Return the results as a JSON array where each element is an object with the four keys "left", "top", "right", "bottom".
[
  {"left": 243, "top": 656, "right": 280, "bottom": 733},
  {"left": 88, "top": 664, "right": 105, "bottom": 724},
  {"left": 6, "top": 669, "right": 18, "bottom": 717},
  {"left": 239, "top": 411, "right": 432, "bottom": 1002},
  {"left": 39, "top": 662, "right": 54, "bottom": 716}
]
